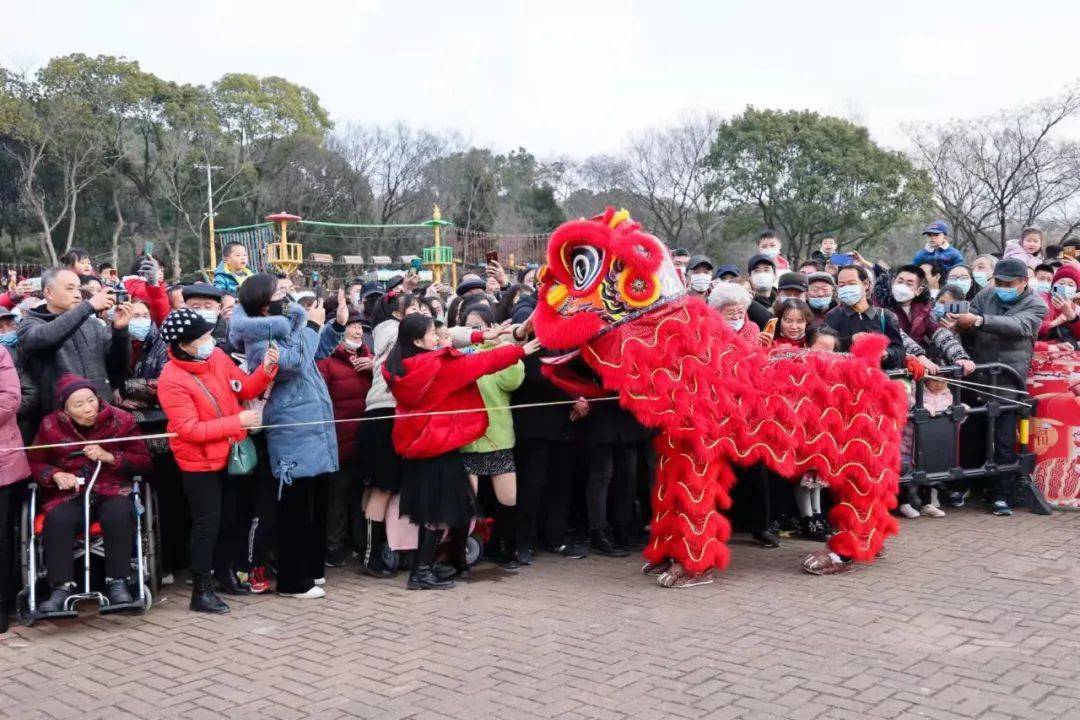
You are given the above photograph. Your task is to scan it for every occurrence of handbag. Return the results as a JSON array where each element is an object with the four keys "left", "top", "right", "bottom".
[{"left": 191, "top": 375, "right": 259, "bottom": 476}]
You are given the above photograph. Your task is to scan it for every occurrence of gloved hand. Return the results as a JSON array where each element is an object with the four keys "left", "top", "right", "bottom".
[
  {"left": 139, "top": 257, "right": 159, "bottom": 286},
  {"left": 904, "top": 354, "right": 926, "bottom": 382}
]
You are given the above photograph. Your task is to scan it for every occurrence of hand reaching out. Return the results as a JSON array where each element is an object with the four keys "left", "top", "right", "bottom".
[
  {"left": 308, "top": 298, "right": 326, "bottom": 326},
  {"left": 336, "top": 288, "right": 350, "bottom": 325}
]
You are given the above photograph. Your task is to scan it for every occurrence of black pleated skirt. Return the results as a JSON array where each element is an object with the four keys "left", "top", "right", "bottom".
[
  {"left": 356, "top": 407, "right": 402, "bottom": 492},
  {"left": 398, "top": 451, "right": 476, "bottom": 528}
]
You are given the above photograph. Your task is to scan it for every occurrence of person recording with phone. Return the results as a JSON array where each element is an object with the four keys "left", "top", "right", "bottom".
[
  {"left": 824, "top": 265, "right": 906, "bottom": 369},
  {"left": 1037, "top": 264, "right": 1080, "bottom": 349},
  {"left": 939, "top": 258, "right": 1046, "bottom": 517}
]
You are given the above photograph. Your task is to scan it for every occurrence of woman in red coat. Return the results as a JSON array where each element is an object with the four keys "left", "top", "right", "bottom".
[
  {"left": 29, "top": 374, "right": 152, "bottom": 613},
  {"left": 157, "top": 308, "right": 278, "bottom": 613},
  {"left": 385, "top": 313, "right": 540, "bottom": 590},
  {"left": 316, "top": 307, "right": 373, "bottom": 566}
]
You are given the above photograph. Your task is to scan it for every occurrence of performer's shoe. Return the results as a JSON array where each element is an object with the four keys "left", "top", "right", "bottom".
[
  {"left": 751, "top": 530, "right": 781, "bottom": 548},
  {"left": 656, "top": 562, "right": 714, "bottom": 589},
  {"left": 641, "top": 558, "right": 673, "bottom": 576},
  {"left": 802, "top": 549, "right": 855, "bottom": 575}
]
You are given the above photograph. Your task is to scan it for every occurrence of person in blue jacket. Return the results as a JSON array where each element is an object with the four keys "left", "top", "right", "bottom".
[
  {"left": 230, "top": 273, "right": 344, "bottom": 600},
  {"left": 912, "top": 220, "right": 965, "bottom": 272}
]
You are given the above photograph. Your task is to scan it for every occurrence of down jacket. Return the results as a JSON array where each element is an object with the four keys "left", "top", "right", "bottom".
[
  {"left": 965, "top": 285, "right": 1047, "bottom": 385},
  {"left": 387, "top": 343, "right": 526, "bottom": 459},
  {"left": 316, "top": 343, "right": 373, "bottom": 463},
  {"left": 29, "top": 400, "right": 152, "bottom": 514},
  {"left": 229, "top": 302, "right": 342, "bottom": 482},
  {"left": 157, "top": 347, "right": 277, "bottom": 472},
  {"left": 0, "top": 346, "right": 30, "bottom": 487}
]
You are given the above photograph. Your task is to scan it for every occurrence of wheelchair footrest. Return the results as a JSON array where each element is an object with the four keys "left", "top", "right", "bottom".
[
  {"left": 99, "top": 601, "right": 145, "bottom": 615},
  {"left": 32, "top": 610, "right": 80, "bottom": 621}
]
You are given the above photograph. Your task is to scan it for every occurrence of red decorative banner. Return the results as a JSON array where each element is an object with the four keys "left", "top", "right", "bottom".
[{"left": 1027, "top": 351, "right": 1080, "bottom": 508}]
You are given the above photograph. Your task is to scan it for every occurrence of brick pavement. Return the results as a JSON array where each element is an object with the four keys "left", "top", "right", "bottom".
[{"left": 2, "top": 507, "right": 1080, "bottom": 719}]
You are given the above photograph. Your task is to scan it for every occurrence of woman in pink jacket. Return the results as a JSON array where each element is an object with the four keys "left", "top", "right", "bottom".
[{"left": 0, "top": 345, "right": 30, "bottom": 633}]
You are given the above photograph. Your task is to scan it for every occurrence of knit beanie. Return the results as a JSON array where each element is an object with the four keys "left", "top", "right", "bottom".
[
  {"left": 56, "top": 373, "right": 98, "bottom": 409},
  {"left": 160, "top": 307, "right": 214, "bottom": 345},
  {"left": 1052, "top": 264, "right": 1080, "bottom": 287}
]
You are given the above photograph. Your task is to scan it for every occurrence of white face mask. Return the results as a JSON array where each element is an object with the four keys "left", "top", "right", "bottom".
[
  {"left": 689, "top": 273, "right": 711, "bottom": 292},
  {"left": 726, "top": 318, "right": 745, "bottom": 332},
  {"left": 891, "top": 284, "right": 916, "bottom": 303},
  {"left": 761, "top": 247, "right": 780, "bottom": 259},
  {"left": 751, "top": 271, "right": 775, "bottom": 290},
  {"left": 343, "top": 338, "right": 362, "bottom": 350}
]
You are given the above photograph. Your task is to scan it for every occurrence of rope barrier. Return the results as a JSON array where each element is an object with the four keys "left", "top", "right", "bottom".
[
  {"left": 934, "top": 376, "right": 1033, "bottom": 408},
  {"left": 0, "top": 397, "right": 620, "bottom": 454}
]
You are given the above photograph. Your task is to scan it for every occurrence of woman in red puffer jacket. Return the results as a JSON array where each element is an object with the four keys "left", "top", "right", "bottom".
[
  {"left": 385, "top": 313, "right": 540, "bottom": 591},
  {"left": 157, "top": 308, "right": 278, "bottom": 614},
  {"left": 316, "top": 307, "right": 373, "bottom": 564}
]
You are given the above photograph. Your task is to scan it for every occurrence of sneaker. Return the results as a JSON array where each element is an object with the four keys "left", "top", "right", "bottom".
[
  {"left": 324, "top": 547, "right": 348, "bottom": 568},
  {"left": 160, "top": 573, "right": 175, "bottom": 586},
  {"left": 898, "top": 503, "right": 920, "bottom": 519},
  {"left": 992, "top": 500, "right": 1013, "bottom": 517},
  {"left": 313, "top": 577, "right": 326, "bottom": 586},
  {"left": 279, "top": 585, "right": 326, "bottom": 599},
  {"left": 247, "top": 566, "right": 270, "bottom": 594},
  {"left": 547, "top": 543, "right": 587, "bottom": 559},
  {"left": 948, "top": 491, "right": 966, "bottom": 508},
  {"left": 921, "top": 504, "right": 946, "bottom": 518}
]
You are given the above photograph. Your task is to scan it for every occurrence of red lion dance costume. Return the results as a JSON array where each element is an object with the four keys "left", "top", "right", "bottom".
[{"left": 533, "top": 208, "right": 908, "bottom": 587}]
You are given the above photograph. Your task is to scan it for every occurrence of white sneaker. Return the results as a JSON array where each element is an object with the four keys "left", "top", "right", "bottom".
[
  {"left": 899, "top": 503, "right": 920, "bottom": 519},
  {"left": 921, "top": 504, "right": 946, "bottom": 518},
  {"left": 160, "top": 573, "right": 175, "bottom": 586},
  {"left": 279, "top": 586, "right": 325, "bottom": 599},
  {"left": 313, "top": 577, "right": 326, "bottom": 586}
]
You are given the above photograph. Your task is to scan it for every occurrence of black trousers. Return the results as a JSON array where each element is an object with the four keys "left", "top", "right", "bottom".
[
  {"left": 43, "top": 494, "right": 133, "bottom": 586},
  {"left": 276, "top": 474, "right": 329, "bottom": 594},
  {"left": 181, "top": 471, "right": 247, "bottom": 575},
  {"left": 991, "top": 410, "right": 1019, "bottom": 502},
  {"left": 730, "top": 464, "right": 771, "bottom": 535},
  {"left": 0, "top": 484, "right": 18, "bottom": 605},
  {"left": 514, "top": 439, "right": 575, "bottom": 550},
  {"left": 248, "top": 436, "right": 277, "bottom": 567},
  {"left": 151, "top": 453, "right": 188, "bottom": 575},
  {"left": 325, "top": 469, "right": 364, "bottom": 555},
  {"left": 586, "top": 444, "right": 638, "bottom": 531}
]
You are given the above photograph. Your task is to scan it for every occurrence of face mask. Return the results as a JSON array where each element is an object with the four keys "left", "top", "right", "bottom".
[
  {"left": 195, "top": 309, "right": 219, "bottom": 326},
  {"left": 995, "top": 287, "right": 1020, "bottom": 304},
  {"left": 10, "top": 309, "right": 20, "bottom": 323},
  {"left": 761, "top": 247, "right": 780, "bottom": 259},
  {"left": 128, "top": 317, "right": 152, "bottom": 341},
  {"left": 750, "top": 272, "right": 775, "bottom": 290},
  {"left": 931, "top": 303, "right": 946, "bottom": 322},
  {"left": 689, "top": 273, "right": 711, "bottom": 292},
  {"left": 891, "top": 284, "right": 916, "bottom": 303},
  {"left": 726, "top": 318, "right": 745, "bottom": 332},
  {"left": 837, "top": 285, "right": 863, "bottom": 306},
  {"left": 343, "top": 338, "right": 362, "bottom": 350},
  {"left": 194, "top": 340, "right": 215, "bottom": 360},
  {"left": 950, "top": 278, "right": 972, "bottom": 295},
  {"left": 436, "top": 312, "right": 447, "bottom": 325},
  {"left": 0, "top": 331, "right": 16, "bottom": 347},
  {"left": 267, "top": 298, "right": 289, "bottom": 316},
  {"left": 808, "top": 296, "right": 831, "bottom": 311},
  {"left": 973, "top": 271, "right": 989, "bottom": 288},
  {"left": 1036, "top": 281, "right": 1053, "bottom": 295},
  {"left": 929, "top": 288, "right": 940, "bottom": 300},
  {"left": 1053, "top": 284, "right": 1077, "bottom": 301},
  {"left": 351, "top": 293, "right": 362, "bottom": 307}
]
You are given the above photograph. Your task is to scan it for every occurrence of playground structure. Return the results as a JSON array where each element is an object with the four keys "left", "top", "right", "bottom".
[{"left": 212, "top": 207, "right": 548, "bottom": 288}]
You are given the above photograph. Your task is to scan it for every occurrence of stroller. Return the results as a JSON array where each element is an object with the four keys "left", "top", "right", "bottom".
[{"left": 16, "top": 458, "right": 156, "bottom": 626}]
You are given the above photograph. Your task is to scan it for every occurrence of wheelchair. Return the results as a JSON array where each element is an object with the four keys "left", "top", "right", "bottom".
[{"left": 15, "top": 460, "right": 160, "bottom": 626}]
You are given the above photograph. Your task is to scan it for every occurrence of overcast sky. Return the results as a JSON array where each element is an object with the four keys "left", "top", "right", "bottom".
[{"left": 3, "top": 0, "right": 1079, "bottom": 158}]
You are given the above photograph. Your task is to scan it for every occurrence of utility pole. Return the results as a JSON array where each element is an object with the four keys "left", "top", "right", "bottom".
[{"left": 195, "top": 163, "right": 223, "bottom": 271}]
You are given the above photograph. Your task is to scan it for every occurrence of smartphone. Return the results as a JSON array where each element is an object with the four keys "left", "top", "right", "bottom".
[
  {"left": 1065, "top": 246, "right": 1079, "bottom": 260},
  {"left": 1052, "top": 285, "right": 1071, "bottom": 298},
  {"left": 27, "top": 277, "right": 42, "bottom": 291},
  {"left": 410, "top": 258, "right": 423, "bottom": 270},
  {"left": 114, "top": 287, "right": 129, "bottom": 303},
  {"left": 944, "top": 301, "right": 969, "bottom": 315},
  {"left": 486, "top": 251, "right": 499, "bottom": 265},
  {"left": 143, "top": 240, "right": 154, "bottom": 257},
  {"left": 763, "top": 318, "right": 778, "bottom": 336},
  {"left": 829, "top": 253, "right": 855, "bottom": 267}
]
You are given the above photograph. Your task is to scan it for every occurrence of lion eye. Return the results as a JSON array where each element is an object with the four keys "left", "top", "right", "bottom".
[{"left": 570, "top": 246, "right": 603, "bottom": 291}]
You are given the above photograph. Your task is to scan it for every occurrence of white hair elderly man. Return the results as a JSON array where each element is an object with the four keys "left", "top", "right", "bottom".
[{"left": 708, "top": 282, "right": 758, "bottom": 343}]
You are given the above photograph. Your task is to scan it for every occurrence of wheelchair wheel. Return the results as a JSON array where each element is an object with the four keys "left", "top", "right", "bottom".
[
  {"left": 142, "top": 486, "right": 160, "bottom": 592},
  {"left": 15, "top": 588, "right": 34, "bottom": 627},
  {"left": 139, "top": 584, "right": 153, "bottom": 614},
  {"left": 465, "top": 536, "right": 482, "bottom": 567},
  {"left": 381, "top": 545, "right": 399, "bottom": 572}
]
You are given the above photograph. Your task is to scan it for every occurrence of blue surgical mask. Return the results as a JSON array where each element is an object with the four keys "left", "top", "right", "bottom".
[
  {"left": 761, "top": 247, "right": 780, "bottom": 259},
  {"left": 995, "top": 287, "right": 1020, "bottom": 304},
  {"left": 128, "top": 317, "right": 152, "bottom": 341},
  {"left": 808, "top": 296, "right": 832, "bottom": 311},
  {"left": 726, "top": 318, "right": 745, "bottom": 332},
  {"left": 836, "top": 285, "right": 863, "bottom": 306},
  {"left": 195, "top": 340, "right": 214, "bottom": 360},
  {"left": 950, "top": 278, "right": 972, "bottom": 295},
  {"left": 195, "top": 309, "right": 219, "bottom": 326},
  {"left": 0, "top": 331, "right": 16, "bottom": 347},
  {"left": 1036, "top": 280, "right": 1053, "bottom": 295},
  {"left": 931, "top": 303, "right": 946, "bottom": 321},
  {"left": 973, "top": 271, "right": 990, "bottom": 288},
  {"left": 1053, "top": 284, "right": 1077, "bottom": 301}
]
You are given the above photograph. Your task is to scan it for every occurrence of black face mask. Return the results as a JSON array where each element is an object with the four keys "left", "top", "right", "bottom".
[{"left": 266, "top": 298, "right": 288, "bottom": 316}]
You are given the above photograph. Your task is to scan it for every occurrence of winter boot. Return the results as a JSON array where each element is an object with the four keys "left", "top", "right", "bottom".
[
  {"left": 407, "top": 527, "right": 454, "bottom": 590},
  {"left": 214, "top": 566, "right": 252, "bottom": 595},
  {"left": 37, "top": 583, "right": 74, "bottom": 614},
  {"left": 190, "top": 572, "right": 230, "bottom": 614},
  {"left": 589, "top": 528, "right": 629, "bottom": 557},
  {"left": 361, "top": 520, "right": 394, "bottom": 578}
]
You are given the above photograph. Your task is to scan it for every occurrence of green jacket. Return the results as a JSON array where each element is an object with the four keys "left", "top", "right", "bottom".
[{"left": 461, "top": 344, "right": 525, "bottom": 454}]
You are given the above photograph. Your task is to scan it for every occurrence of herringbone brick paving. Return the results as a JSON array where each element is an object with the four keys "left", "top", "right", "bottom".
[{"left": 2, "top": 507, "right": 1080, "bottom": 719}]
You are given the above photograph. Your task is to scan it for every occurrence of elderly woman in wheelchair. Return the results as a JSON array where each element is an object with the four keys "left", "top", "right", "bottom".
[{"left": 28, "top": 374, "right": 151, "bottom": 613}]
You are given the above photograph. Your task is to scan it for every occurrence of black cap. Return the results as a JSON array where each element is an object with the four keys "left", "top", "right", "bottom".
[
  {"left": 160, "top": 308, "right": 215, "bottom": 345},
  {"left": 777, "top": 272, "right": 808, "bottom": 292},
  {"left": 993, "top": 258, "right": 1029, "bottom": 281},
  {"left": 713, "top": 263, "right": 740, "bottom": 279},
  {"left": 747, "top": 253, "right": 777, "bottom": 273},
  {"left": 456, "top": 277, "right": 487, "bottom": 296},
  {"left": 361, "top": 281, "right": 383, "bottom": 299},
  {"left": 687, "top": 255, "right": 714, "bottom": 272},
  {"left": 806, "top": 271, "right": 836, "bottom": 287},
  {"left": 181, "top": 282, "right": 225, "bottom": 302}
]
